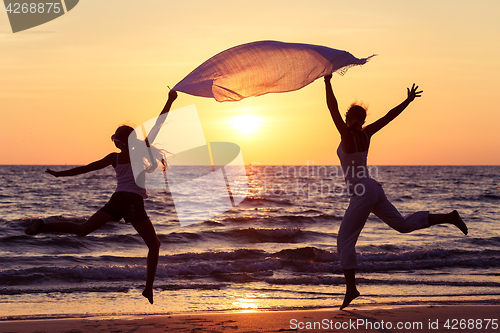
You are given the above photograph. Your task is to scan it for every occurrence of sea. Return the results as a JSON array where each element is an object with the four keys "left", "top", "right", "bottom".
[{"left": 1, "top": 165, "right": 499, "bottom": 320}]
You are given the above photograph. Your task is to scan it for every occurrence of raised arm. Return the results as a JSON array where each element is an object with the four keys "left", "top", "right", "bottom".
[
  {"left": 365, "top": 84, "right": 422, "bottom": 137},
  {"left": 147, "top": 90, "right": 178, "bottom": 146},
  {"left": 46, "top": 153, "right": 115, "bottom": 177},
  {"left": 324, "top": 74, "right": 349, "bottom": 136}
]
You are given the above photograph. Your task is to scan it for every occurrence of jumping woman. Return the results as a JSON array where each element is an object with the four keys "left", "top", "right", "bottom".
[
  {"left": 323, "top": 74, "right": 468, "bottom": 310},
  {"left": 25, "top": 90, "right": 178, "bottom": 305}
]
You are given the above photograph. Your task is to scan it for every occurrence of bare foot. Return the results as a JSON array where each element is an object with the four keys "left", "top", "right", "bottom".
[
  {"left": 340, "top": 289, "right": 360, "bottom": 310},
  {"left": 25, "top": 219, "right": 45, "bottom": 235},
  {"left": 452, "top": 210, "right": 468, "bottom": 235},
  {"left": 142, "top": 289, "right": 154, "bottom": 304}
]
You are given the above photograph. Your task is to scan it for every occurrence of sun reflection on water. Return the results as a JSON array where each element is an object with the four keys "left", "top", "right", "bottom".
[{"left": 232, "top": 294, "right": 262, "bottom": 313}]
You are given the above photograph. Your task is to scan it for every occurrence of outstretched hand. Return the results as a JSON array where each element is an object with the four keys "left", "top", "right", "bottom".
[
  {"left": 168, "top": 89, "right": 178, "bottom": 102},
  {"left": 324, "top": 73, "right": 333, "bottom": 81},
  {"left": 407, "top": 84, "right": 423, "bottom": 102},
  {"left": 159, "top": 89, "right": 178, "bottom": 116}
]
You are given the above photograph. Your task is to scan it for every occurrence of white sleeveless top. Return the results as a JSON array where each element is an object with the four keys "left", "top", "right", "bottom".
[
  {"left": 336, "top": 131, "right": 370, "bottom": 185},
  {"left": 114, "top": 155, "right": 148, "bottom": 198}
]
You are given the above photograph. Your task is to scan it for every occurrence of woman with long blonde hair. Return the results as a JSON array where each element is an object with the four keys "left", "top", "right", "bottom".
[{"left": 25, "top": 90, "right": 178, "bottom": 305}]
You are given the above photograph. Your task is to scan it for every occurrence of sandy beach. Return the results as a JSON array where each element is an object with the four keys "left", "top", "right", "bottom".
[{"left": 1, "top": 305, "right": 499, "bottom": 332}]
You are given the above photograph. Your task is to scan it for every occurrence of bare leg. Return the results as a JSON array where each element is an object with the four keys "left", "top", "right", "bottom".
[
  {"left": 131, "top": 218, "right": 161, "bottom": 304},
  {"left": 25, "top": 211, "right": 113, "bottom": 236},
  {"left": 340, "top": 268, "right": 360, "bottom": 310},
  {"left": 429, "top": 210, "right": 467, "bottom": 235}
]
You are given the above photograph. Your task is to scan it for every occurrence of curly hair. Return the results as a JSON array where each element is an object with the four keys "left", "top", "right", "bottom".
[{"left": 346, "top": 103, "right": 367, "bottom": 130}]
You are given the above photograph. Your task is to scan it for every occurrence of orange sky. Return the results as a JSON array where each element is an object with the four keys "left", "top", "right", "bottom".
[{"left": 1, "top": 0, "right": 499, "bottom": 165}]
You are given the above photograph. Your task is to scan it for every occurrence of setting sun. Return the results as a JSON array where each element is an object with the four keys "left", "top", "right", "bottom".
[{"left": 230, "top": 115, "right": 262, "bottom": 134}]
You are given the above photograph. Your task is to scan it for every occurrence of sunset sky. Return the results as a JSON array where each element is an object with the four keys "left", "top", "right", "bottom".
[{"left": 1, "top": 0, "right": 499, "bottom": 165}]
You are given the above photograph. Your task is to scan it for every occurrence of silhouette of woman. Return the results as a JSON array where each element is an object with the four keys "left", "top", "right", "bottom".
[
  {"left": 25, "top": 90, "right": 178, "bottom": 305},
  {"left": 324, "top": 74, "right": 468, "bottom": 310}
]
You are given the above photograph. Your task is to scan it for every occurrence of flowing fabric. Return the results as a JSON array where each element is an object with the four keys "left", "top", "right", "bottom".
[{"left": 173, "top": 40, "right": 374, "bottom": 102}]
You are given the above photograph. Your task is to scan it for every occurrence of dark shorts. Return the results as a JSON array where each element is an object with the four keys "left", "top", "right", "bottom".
[{"left": 99, "top": 192, "right": 149, "bottom": 223}]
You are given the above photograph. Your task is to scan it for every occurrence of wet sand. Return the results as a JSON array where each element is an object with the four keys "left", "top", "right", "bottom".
[{"left": 1, "top": 305, "right": 499, "bottom": 332}]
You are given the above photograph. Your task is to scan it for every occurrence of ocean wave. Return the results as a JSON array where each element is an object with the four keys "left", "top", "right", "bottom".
[
  {"left": 158, "top": 227, "right": 325, "bottom": 244},
  {"left": 221, "top": 216, "right": 261, "bottom": 223},
  {"left": 240, "top": 197, "right": 294, "bottom": 207},
  {"left": 482, "top": 194, "right": 500, "bottom": 200},
  {"left": 0, "top": 282, "right": 226, "bottom": 297},
  {"left": 447, "top": 193, "right": 500, "bottom": 202},
  {"left": 159, "top": 231, "right": 202, "bottom": 243},
  {"left": 272, "top": 247, "right": 337, "bottom": 262},
  {"left": 3, "top": 247, "right": 500, "bottom": 290},
  {"left": 2, "top": 235, "right": 92, "bottom": 249},
  {"left": 264, "top": 275, "right": 500, "bottom": 287},
  {"left": 201, "top": 220, "right": 225, "bottom": 226},
  {"left": 266, "top": 214, "right": 342, "bottom": 225},
  {"left": 1, "top": 233, "right": 139, "bottom": 250},
  {"left": 0, "top": 264, "right": 148, "bottom": 286},
  {"left": 169, "top": 249, "right": 267, "bottom": 262},
  {"left": 2, "top": 226, "right": 326, "bottom": 248},
  {"left": 219, "top": 227, "right": 323, "bottom": 243},
  {"left": 466, "top": 237, "right": 500, "bottom": 247},
  {"left": 219, "top": 214, "right": 342, "bottom": 227}
]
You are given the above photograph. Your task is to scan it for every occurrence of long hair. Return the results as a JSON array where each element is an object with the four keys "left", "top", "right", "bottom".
[{"left": 115, "top": 125, "right": 171, "bottom": 173}]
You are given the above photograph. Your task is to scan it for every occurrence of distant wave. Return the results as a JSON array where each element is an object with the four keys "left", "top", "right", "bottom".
[
  {"left": 447, "top": 193, "right": 500, "bottom": 202},
  {"left": 240, "top": 197, "right": 294, "bottom": 207},
  {"left": 157, "top": 227, "right": 327, "bottom": 244},
  {"left": 2, "top": 246, "right": 500, "bottom": 295},
  {"left": 220, "top": 213, "right": 342, "bottom": 225}
]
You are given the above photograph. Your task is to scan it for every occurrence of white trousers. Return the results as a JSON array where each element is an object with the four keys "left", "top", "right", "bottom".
[{"left": 337, "top": 178, "right": 429, "bottom": 270}]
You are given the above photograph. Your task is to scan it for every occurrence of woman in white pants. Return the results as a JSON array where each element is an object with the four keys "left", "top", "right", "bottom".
[{"left": 324, "top": 74, "right": 468, "bottom": 310}]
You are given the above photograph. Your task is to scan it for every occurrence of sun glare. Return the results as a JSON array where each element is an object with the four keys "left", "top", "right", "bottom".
[
  {"left": 230, "top": 115, "right": 262, "bottom": 134},
  {"left": 233, "top": 297, "right": 260, "bottom": 312}
]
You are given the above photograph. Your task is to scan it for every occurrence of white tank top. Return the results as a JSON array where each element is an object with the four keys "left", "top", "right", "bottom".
[
  {"left": 337, "top": 144, "right": 369, "bottom": 184},
  {"left": 114, "top": 155, "right": 148, "bottom": 198},
  {"left": 336, "top": 131, "right": 370, "bottom": 185}
]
